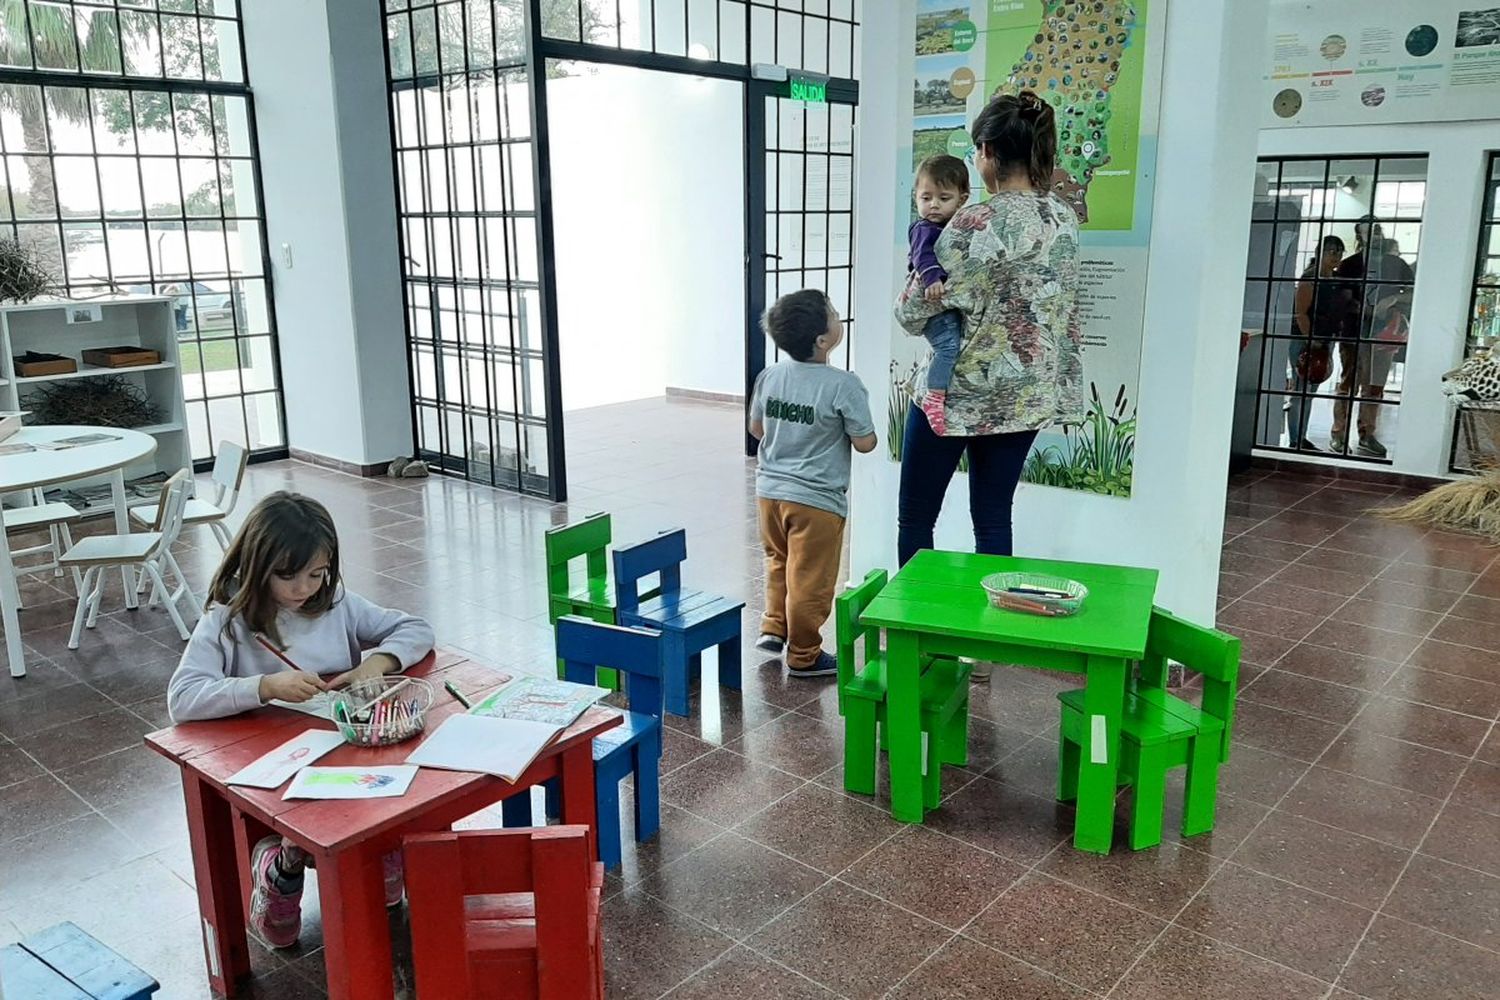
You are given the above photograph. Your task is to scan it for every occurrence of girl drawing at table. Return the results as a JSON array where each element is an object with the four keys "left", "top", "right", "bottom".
[{"left": 166, "top": 491, "right": 435, "bottom": 948}]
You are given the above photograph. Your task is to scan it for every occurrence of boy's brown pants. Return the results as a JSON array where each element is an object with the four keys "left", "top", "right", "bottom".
[{"left": 758, "top": 498, "right": 845, "bottom": 669}]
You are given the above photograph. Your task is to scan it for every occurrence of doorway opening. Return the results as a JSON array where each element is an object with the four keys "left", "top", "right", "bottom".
[{"left": 383, "top": 1, "right": 861, "bottom": 502}]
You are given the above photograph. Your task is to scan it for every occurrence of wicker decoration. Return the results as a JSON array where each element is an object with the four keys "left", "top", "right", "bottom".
[
  {"left": 22, "top": 375, "right": 161, "bottom": 428},
  {"left": 1378, "top": 470, "right": 1500, "bottom": 543},
  {"left": 0, "top": 237, "right": 55, "bottom": 303}
]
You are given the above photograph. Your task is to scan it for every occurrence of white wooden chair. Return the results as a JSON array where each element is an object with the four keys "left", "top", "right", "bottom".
[
  {"left": 2, "top": 488, "right": 83, "bottom": 596},
  {"left": 130, "top": 440, "right": 247, "bottom": 550},
  {"left": 63, "top": 470, "right": 197, "bottom": 648}
]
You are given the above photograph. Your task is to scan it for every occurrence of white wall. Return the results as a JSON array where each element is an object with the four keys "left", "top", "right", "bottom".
[
  {"left": 850, "top": 0, "right": 1270, "bottom": 625},
  {"left": 242, "top": 0, "right": 412, "bottom": 467},
  {"left": 1258, "top": 122, "right": 1494, "bottom": 479},
  {"left": 549, "top": 64, "right": 745, "bottom": 411}
]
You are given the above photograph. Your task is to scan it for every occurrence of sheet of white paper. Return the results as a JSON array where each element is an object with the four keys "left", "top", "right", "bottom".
[
  {"left": 227, "top": 729, "right": 344, "bottom": 789},
  {"left": 406, "top": 713, "right": 562, "bottom": 783},
  {"left": 269, "top": 693, "right": 336, "bottom": 719},
  {"left": 283, "top": 765, "right": 418, "bottom": 800}
]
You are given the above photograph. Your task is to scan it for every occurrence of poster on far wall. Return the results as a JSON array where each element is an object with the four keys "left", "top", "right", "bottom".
[
  {"left": 897, "top": 0, "right": 1166, "bottom": 498},
  {"left": 1264, "top": 0, "right": 1500, "bottom": 127}
]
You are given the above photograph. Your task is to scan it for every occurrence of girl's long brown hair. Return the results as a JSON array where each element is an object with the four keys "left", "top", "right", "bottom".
[
  {"left": 209, "top": 491, "right": 341, "bottom": 645},
  {"left": 972, "top": 89, "right": 1057, "bottom": 191}
]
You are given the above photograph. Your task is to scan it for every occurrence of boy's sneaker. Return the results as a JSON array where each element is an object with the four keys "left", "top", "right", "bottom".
[
  {"left": 249, "top": 836, "right": 303, "bottom": 949},
  {"left": 788, "top": 651, "right": 838, "bottom": 678},
  {"left": 922, "top": 390, "right": 948, "bottom": 436},
  {"left": 383, "top": 851, "right": 405, "bottom": 908},
  {"left": 755, "top": 633, "right": 786, "bottom": 654}
]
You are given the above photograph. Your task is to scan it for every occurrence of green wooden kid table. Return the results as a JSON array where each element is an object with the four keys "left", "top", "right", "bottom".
[{"left": 859, "top": 550, "right": 1159, "bottom": 853}]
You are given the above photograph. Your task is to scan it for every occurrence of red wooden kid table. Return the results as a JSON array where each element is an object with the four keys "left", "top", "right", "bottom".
[{"left": 144, "top": 650, "right": 621, "bottom": 1000}]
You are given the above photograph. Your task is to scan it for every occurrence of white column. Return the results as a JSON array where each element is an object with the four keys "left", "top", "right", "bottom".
[
  {"left": 849, "top": 0, "right": 1270, "bottom": 624},
  {"left": 241, "top": 0, "right": 413, "bottom": 469}
]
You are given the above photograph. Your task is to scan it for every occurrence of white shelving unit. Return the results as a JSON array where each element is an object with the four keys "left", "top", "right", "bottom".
[{"left": 0, "top": 295, "right": 189, "bottom": 515}]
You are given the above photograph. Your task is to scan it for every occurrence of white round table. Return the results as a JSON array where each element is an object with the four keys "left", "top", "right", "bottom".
[{"left": 0, "top": 425, "right": 157, "bottom": 677}]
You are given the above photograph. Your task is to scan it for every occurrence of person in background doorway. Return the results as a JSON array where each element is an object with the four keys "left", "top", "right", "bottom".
[
  {"left": 892, "top": 90, "right": 1083, "bottom": 566},
  {"left": 905, "top": 153, "right": 972, "bottom": 435},
  {"left": 1331, "top": 217, "right": 1414, "bottom": 457},
  {"left": 749, "top": 290, "right": 877, "bottom": 678},
  {"left": 1287, "top": 234, "right": 1345, "bottom": 450}
]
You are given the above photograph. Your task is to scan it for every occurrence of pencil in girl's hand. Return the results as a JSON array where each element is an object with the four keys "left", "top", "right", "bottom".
[{"left": 254, "top": 633, "right": 310, "bottom": 673}]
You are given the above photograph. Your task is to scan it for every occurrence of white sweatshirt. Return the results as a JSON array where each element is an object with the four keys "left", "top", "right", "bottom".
[{"left": 166, "top": 590, "right": 435, "bottom": 723}]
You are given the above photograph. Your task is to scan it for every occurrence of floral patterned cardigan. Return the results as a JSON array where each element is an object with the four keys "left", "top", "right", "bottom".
[{"left": 894, "top": 190, "right": 1085, "bottom": 437}]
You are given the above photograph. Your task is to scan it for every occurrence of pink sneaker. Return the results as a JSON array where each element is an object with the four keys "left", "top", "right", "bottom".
[
  {"left": 383, "top": 851, "right": 405, "bottom": 908},
  {"left": 249, "top": 836, "right": 303, "bottom": 949},
  {"left": 922, "top": 391, "right": 947, "bottom": 436}
]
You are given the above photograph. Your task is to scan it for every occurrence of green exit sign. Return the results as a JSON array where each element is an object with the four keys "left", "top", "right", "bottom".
[{"left": 788, "top": 74, "right": 827, "bottom": 103}]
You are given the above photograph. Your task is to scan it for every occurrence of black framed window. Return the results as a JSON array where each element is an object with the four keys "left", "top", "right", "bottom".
[
  {"left": 762, "top": 93, "right": 854, "bottom": 368},
  {"left": 538, "top": 0, "right": 858, "bottom": 76},
  {"left": 385, "top": 0, "right": 551, "bottom": 495},
  {"left": 1452, "top": 152, "right": 1499, "bottom": 474},
  {"left": 0, "top": 0, "right": 283, "bottom": 465},
  {"left": 1244, "top": 155, "right": 1426, "bottom": 464}
]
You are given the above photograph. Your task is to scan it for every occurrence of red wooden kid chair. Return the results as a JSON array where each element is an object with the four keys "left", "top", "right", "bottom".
[{"left": 403, "top": 826, "right": 605, "bottom": 999}]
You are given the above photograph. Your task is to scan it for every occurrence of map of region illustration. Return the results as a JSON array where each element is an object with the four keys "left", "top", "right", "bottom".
[{"left": 992, "top": 0, "right": 1142, "bottom": 229}]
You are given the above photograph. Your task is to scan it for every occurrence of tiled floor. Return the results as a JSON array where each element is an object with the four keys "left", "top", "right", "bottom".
[{"left": 2, "top": 397, "right": 1498, "bottom": 999}]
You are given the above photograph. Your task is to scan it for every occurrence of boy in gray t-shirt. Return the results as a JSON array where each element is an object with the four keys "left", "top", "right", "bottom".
[{"left": 749, "top": 290, "right": 877, "bottom": 676}]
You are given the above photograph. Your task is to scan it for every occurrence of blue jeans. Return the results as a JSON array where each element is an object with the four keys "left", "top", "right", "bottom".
[
  {"left": 897, "top": 404, "right": 1038, "bottom": 565},
  {"left": 923, "top": 310, "right": 962, "bottom": 392}
]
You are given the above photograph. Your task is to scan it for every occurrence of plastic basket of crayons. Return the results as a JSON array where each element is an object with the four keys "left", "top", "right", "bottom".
[
  {"left": 330, "top": 676, "right": 435, "bottom": 747},
  {"left": 980, "top": 573, "right": 1088, "bottom": 617}
]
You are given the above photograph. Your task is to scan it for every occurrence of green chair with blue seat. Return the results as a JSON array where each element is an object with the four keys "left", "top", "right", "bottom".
[
  {"left": 837, "top": 569, "right": 971, "bottom": 811},
  {"left": 1056, "top": 606, "right": 1240, "bottom": 850}
]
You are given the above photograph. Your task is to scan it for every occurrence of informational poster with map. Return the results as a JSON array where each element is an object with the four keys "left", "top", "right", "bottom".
[
  {"left": 898, "top": 0, "right": 1165, "bottom": 497},
  {"left": 1263, "top": 1, "right": 1500, "bottom": 127}
]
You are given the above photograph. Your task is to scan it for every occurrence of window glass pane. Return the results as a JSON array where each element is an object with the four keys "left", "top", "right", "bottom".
[
  {"left": 135, "top": 91, "right": 175, "bottom": 153},
  {"left": 29, "top": 1, "right": 81, "bottom": 71},
  {"left": 173, "top": 93, "right": 214, "bottom": 154},
  {"left": 179, "top": 156, "right": 218, "bottom": 215},
  {"left": 120, "top": 10, "right": 163, "bottom": 76},
  {"left": 0, "top": 85, "right": 48, "bottom": 151},
  {"left": 160, "top": 14, "right": 203, "bottom": 78},
  {"left": 45, "top": 88, "right": 93, "bottom": 153},
  {"left": 201, "top": 18, "right": 242, "bottom": 83},
  {"left": 62, "top": 222, "right": 107, "bottom": 282},
  {"left": 91, "top": 90, "right": 136, "bottom": 153},
  {"left": 106, "top": 221, "right": 149, "bottom": 280},
  {"left": 53, "top": 157, "right": 100, "bottom": 216},
  {"left": 218, "top": 158, "right": 254, "bottom": 216},
  {"left": 99, "top": 159, "right": 143, "bottom": 216}
]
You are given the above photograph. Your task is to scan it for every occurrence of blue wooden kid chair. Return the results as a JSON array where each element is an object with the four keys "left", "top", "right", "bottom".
[
  {"left": 613, "top": 529, "right": 743, "bottom": 718},
  {"left": 502, "top": 616, "right": 666, "bottom": 870}
]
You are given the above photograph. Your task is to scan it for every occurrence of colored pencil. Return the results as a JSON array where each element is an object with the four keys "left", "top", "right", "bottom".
[
  {"left": 444, "top": 681, "right": 472, "bottom": 709},
  {"left": 253, "top": 633, "right": 312, "bottom": 674}
]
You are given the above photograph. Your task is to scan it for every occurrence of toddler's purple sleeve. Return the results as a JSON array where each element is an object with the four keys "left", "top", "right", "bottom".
[{"left": 909, "top": 222, "right": 947, "bottom": 287}]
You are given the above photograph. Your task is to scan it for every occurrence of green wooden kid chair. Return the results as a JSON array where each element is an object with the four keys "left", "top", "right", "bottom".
[
  {"left": 544, "top": 513, "right": 619, "bottom": 688},
  {"left": 837, "top": 569, "right": 971, "bottom": 813},
  {"left": 1056, "top": 606, "right": 1241, "bottom": 850}
]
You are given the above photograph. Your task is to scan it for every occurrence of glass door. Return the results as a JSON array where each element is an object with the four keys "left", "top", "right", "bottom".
[{"left": 745, "top": 74, "right": 857, "bottom": 452}]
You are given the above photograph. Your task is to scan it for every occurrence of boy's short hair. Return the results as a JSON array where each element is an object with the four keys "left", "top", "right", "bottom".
[
  {"left": 763, "top": 289, "right": 831, "bottom": 362},
  {"left": 915, "top": 154, "right": 969, "bottom": 193}
]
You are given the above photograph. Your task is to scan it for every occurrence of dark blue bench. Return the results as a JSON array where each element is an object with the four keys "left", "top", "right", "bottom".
[{"left": 0, "top": 923, "right": 157, "bottom": 1000}]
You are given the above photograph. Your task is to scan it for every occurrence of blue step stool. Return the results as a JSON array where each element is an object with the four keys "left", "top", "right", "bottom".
[
  {"left": 613, "top": 529, "right": 743, "bottom": 718},
  {"left": 501, "top": 616, "right": 666, "bottom": 870},
  {"left": 0, "top": 922, "right": 158, "bottom": 999}
]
